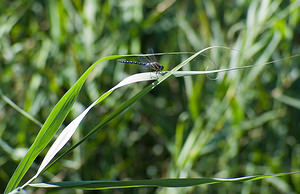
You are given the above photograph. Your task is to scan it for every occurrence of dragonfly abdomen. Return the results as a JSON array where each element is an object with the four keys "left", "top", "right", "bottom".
[
  {"left": 119, "top": 60, "right": 146, "bottom": 66},
  {"left": 119, "top": 60, "right": 164, "bottom": 72}
]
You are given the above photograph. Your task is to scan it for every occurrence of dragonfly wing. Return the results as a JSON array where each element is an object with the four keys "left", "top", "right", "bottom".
[
  {"left": 138, "top": 48, "right": 157, "bottom": 63},
  {"left": 146, "top": 48, "right": 157, "bottom": 63}
]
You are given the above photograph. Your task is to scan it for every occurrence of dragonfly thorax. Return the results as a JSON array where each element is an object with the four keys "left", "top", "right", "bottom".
[{"left": 149, "top": 62, "right": 164, "bottom": 71}]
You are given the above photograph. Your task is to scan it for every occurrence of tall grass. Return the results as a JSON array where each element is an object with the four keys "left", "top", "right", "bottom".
[{"left": 1, "top": 0, "right": 300, "bottom": 193}]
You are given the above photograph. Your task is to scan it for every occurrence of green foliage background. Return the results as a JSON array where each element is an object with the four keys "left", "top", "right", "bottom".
[{"left": 1, "top": 0, "right": 300, "bottom": 193}]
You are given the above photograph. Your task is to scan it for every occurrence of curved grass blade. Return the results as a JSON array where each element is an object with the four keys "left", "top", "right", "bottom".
[
  {"left": 0, "top": 91, "right": 42, "bottom": 127},
  {"left": 28, "top": 172, "right": 299, "bottom": 190},
  {"left": 5, "top": 48, "right": 203, "bottom": 193}
]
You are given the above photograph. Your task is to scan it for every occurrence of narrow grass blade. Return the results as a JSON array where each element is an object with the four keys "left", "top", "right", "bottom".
[
  {"left": 0, "top": 91, "right": 42, "bottom": 127},
  {"left": 273, "top": 89, "right": 300, "bottom": 109},
  {"left": 28, "top": 172, "right": 299, "bottom": 190}
]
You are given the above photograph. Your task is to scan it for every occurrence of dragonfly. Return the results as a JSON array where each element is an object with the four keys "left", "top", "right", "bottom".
[{"left": 119, "top": 52, "right": 164, "bottom": 72}]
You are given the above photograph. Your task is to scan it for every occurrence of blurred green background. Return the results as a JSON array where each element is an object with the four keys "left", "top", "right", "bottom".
[{"left": 1, "top": 0, "right": 300, "bottom": 193}]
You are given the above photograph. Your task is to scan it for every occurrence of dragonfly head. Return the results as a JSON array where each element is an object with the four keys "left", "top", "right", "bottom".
[{"left": 159, "top": 65, "right": 164, "bottom": 70}]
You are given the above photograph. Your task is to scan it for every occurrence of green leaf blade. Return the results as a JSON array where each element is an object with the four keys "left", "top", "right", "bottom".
[{"left": 28, "top": 172, "right": 299, "bottom": 190}]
